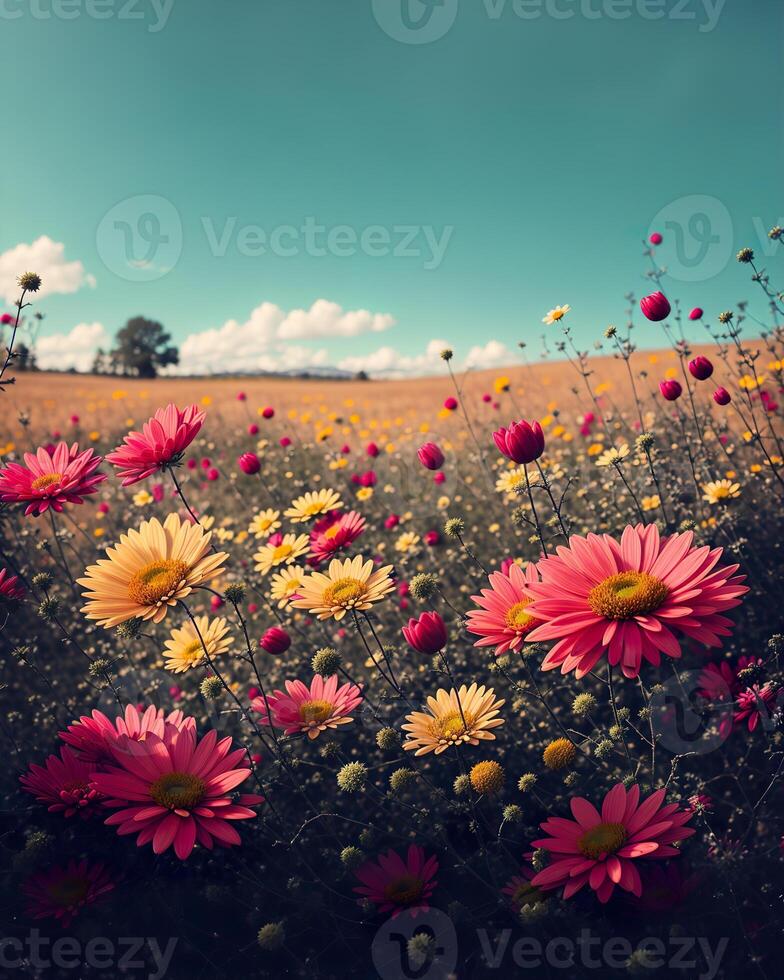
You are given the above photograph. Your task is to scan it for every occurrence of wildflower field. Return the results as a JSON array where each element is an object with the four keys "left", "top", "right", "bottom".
[{"left": 1, "top": 237, "right": 783, "bottom": 980}]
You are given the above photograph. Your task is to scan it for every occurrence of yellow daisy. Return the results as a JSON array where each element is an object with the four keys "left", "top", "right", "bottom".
[
  {"left": 356, "top": 487, "right": 374, "bottom": 501},
  {"left": 269, "top": 565, "right": 307, "bottom": 608},
  {"left": 163, "top": 615, "right": 232, "bottom": 673},
  {"left": 248, "top": 509, "right": 281, "bottom": 539},
  {"left": 641, "top": 495, "right": 661, "bottom": 512},
  {"left": 291, "top": 555, "right": 395, "bottom": 621},
  {"left": 402, "top": 684, "right": 505, "bottom": 756},
  {"left": 133, "top": 490, "right": 153, "bottom": 506},
  {"left": 253, "top": 533, "right": 309, "bottom": 576},
  {"left": 542, "top": 304, "right": 570, "bottom": 325},
  {"left": 595, "top": 444, "right": 630, "bottom": 467},
  {"left": 495, "top": 467, "right": 527, "bottom": 494},
  {"left": 284, "top": 489, "right": 343, "bottom": 523},
  {"left": 395, "top": 532, "right": 420, "bottom": 553},
  {"left": 78, "top": 514, "right": 228, "bottom": 628},
  {"left": 702, "top": 479, "right": 741, "bottom": 504}
]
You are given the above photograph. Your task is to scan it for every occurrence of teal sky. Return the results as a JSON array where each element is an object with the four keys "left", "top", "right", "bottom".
[{"left": 1, "top": 0, "right": 781, "bottom": 375}]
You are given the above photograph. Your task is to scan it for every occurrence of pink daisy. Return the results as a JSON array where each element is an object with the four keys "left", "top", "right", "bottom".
[
  {"left": 734, "top": 684, "right": 781, "bottom": 732},
  {"left": 530, "top": 782, "right": 695, "bottom": 904},
  {"left": 697, "top": 656, "right": 761, "bottom": 701},
  {"left": 466, "top": 562, "right": 541, "bottom": 656},
  {"left": 524, "top": 524, "right": 748, "bottom": 679},
  {"left": 353, "top": 845, "right": 438, "bottom": 917},
  {"left": 252, "top": 674, "right": 363, "bottom": 740},
  {"left": 105, "top": 403, "right": 206, "bottom": 486},
  {"left": 59, "top": 704, "right": 195, "bottom": 763},
  {"left": 23, "top": 860, "right": 115, "bottom": 927},
  {"left": 0, "top": 566, "right": 25, "bottom": 602},
  {"left": 92, "top": 726, "right": 263, "bottom": 859},
  {"left": 20, "top": 747, "right": 104, "bottom": 819},
  {"left": 308, "top": 510, "right": 367, "bottom": 565},
  {"left": 501, "top": 866, "right": 545, "bottom": 911},
  {"left": 0, "top": 442, "right": 106, "bottom": 516}
]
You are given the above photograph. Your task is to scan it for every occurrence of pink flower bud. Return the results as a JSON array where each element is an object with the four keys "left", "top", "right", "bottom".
[
  {"left": 640, "top": 291, "right": 671, "bottom": 322},
  {"left": 259, "top": 626, "right": 291, "bottom": 655},
  {"left": 443, "top": 397, "right": 458, "bottom": 411},
  {"left": 493, "top": 419, "right": 545, "bottom": 464},
  {"left": 424, "top": 530, "right": 440, "bottom": 546},
  {"left": 433, "top": 471, "right": 446, "bottom": 484},
  {"left": 279, "top": 436, "right": 291, "bottom": 448},
  {"left": 248, "top": 423, "right": 259, "bottom": 435},
  {"left": 238, "top": 452, "right": 261, "bottom": 475},
  {"left": 366, "top": 442, "right": 379, "bottom": 458},
  {"left": 262, "top": 406, "right": 274, "bottom": 419},
  {"left": 649, "top": 232, "right": 663, "bottom": 245},
  {"left": 688, "top": 356, "right": 714, "bottom": 381},
  {"left": 402, "top": 611, "right": 447, "bottom": 654},
  {"left": 712, "top": 387, "right": 731, "bottom": 406},
  {"left": 206, "top": 467, "right": 220, "bottom": 481},
  {"left": 689, "top": 307, "right": 703, "bottom": 321},
  {"left": 659, "top": 380, "right": 683, "bottom": 401},
  {"left": 417, "top": 442, "right": 445, "bottom": 470},
  {"left": 385, "top": 514, "right": 400, "bottom": 529},
  {"left": 237, "top": 391, "right": 247, "bottom": 401}
]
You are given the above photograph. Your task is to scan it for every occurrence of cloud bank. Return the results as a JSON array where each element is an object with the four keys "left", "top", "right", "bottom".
[{"left": 0, "top": 237, "right": 95, "bottom": 305}]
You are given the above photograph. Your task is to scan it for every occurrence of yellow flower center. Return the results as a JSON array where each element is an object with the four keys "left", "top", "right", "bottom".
[
  {"left": 271, "top": 543, "right": 293, "bottom": 562},
  {"left": 31, "top": 472, "right": 63, "bottom": 492},
  {"left": 47, "top": 875, "right": 90, "bottom": 908},
  {"left": 429, "top": 709, "right": 473, "bottom": 743},
  {"left": 127, "top": 558, "right": 190, "bottom": 606},
  {"left": 323, "top": 525, "right": 341, "bottom": 540},
  {"left": 505, "top": 599, "right": 536, "bottom": 634},
  {"left": 179, "top": 639, "right": 205, "bottom": 666},
  {"left": 383, "top": 874, "right": 424, "bottom": 906},
  {"left": 150, "top": 771, "right": 206, "bottom": 811},
  {"left": 551, "top": 309, "right": 564, "bottom": 320},
  {"left": 588, "top": 571, "right": 668, "bottom": 620},
  {"left": 298, "top": 699, "right": 336, "bottom": 725},
  {"left": 322, "top": 577, "right": 368, "bottom": 608},
  {"left": 302, "top": 501, "right": 327, "bottom": 516},
  {"left": 578, "top": 822, "right": 627, "bottom": 860}
]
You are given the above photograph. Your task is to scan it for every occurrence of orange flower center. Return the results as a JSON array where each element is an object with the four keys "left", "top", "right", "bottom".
[
  {"left": 150, "top": 771, "right": 206, "bottom": 811},
  {"left": 322, "top": 577, "right": 368, "bottom": 608},
  {"left": 429, "top": 709, "right": 473, "bottom": 743},
  {"left": 383, "top": 873, "right": 424, "bottom": 906},
  {"left": 578, "top": 822, "right": 627, "bottom": 860},
  {"left": 588, "top": 571, "right": 668, "bottom": 620},
  {"left": 31, "top": 472, "right": 63, "bottom": 492},
  {"left": 127, "top": 558, "right": 190, "bottom": 606},
  {"left": 298, "top": 699, "right": 336, "bottom": 725},
  {"left": 323, "top": 525, "right": 341, "bottom": 540},
  {"left": 46, "top": 875, "right": 90, "bottom": 908},
  {"left": 271, "top": 543, "right": 293, "bottom": 562},
  {"left": 179, "top": 639, "right": 205, "bottom": 666},
  {"left": 505, "top": 598, "right": 536, "bottom": 634}
]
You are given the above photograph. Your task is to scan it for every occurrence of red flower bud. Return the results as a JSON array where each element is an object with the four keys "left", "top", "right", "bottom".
[
  {"left": 417, "top": 442, "right": 445, "bottom": 470},
  {"left": 689, "top": 307, "right": 703, "bottom": 321},
  {"left": 259, "top": 627, "right": 291, "bottom": 655},
  {"left": 659, "top": 380, "right": 683, "bottom": 401},
  {"left": 649, "top": 232, "right": 663, "bottom": 245},
  {"left": 402, "top": 611, "right": 447, "bottom": 654},
  {"left": 640, "top": 291, "right": 671, "bottom": 322},
  {"left": 493, "top": 420, "right": 545, "bottom": 465},
  {"left": 713, "top": 387, "right": 731, "bottom": 406},
  {"left": 688, "top": 356, "right": 714, "bottom": 381},
  {"left": 238, "top": 452, "right": 261, "bottom": 475}
]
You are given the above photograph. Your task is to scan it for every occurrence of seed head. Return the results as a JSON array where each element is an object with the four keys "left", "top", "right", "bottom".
[
  {"left": 389, "top": 768, "right": 416, "bottom": 793},
  {"left": 18, "top": 272, "right": 42, "bottom": 292},
  {"left": 444, "top": 517, "right": 464, "bottom": 538},
  {"left": 409, "top": 572, "right": 438, "bottom": 601},
  {"left": 200, "top": 676, "right": 223, "bottom": 700},
  {"left": 337, "top": 762, "right": 367, "bottom": 793},
  {"left": 572, "top": 692, "right": 596, "bottom": 718},
  {"left": 542, "top": 738, "right": 576, "bottom": 770},
  {"left": 375, "top": 727, "right": 400, "bottom": 751},
  {"left": 311, "top": 647, "right": 341, "bottom": 677},
  {"left": 223, "top": 583, "right": 246, "bottom": 604},
  {"left": 517, "top": 773, "right": 537, "bottom": 792},
  {"left": 736, "top": 247, "right": 754, "bottom": 264},
  {"left": 340, "top": 846, "right": 365, "bottom": 870},
  {"left": 256, "top": 922, "right": 285, "bottom": 951}
]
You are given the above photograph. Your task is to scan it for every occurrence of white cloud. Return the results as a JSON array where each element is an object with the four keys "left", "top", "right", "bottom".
[
  {"left": 337, "top": 338, "right": 517, "bottom": 378},
  {"left": 35, "top": 322, "right": 109, "bottom": 372},
  {"left": 0, "top": 237, "right": 95, "bottom": 304},
  {"left": 175, "top": 300, "right": 395, "bottom": 374}
]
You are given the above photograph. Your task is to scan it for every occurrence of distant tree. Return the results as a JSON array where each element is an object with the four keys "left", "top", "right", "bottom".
[
  {"left": 355, "top": 370, "right": 369, "bottom": 381},
  {"left": 91, "top": 347, "right": 112, "bottom": 375},
  {"left": 110, "top": 317, "right": 179, "bottom": 378},
  {"left": 15, "top": 343, "right": 37, "bottom": 372}
]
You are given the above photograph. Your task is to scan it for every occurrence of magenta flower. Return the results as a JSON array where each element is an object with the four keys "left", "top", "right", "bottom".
[
  {"left": 59, "top": 704, "right": 195, "bottom": 763},
  {"left": 689, "top": 307, "right": 704, "bottom": 321},
  {"left": 713, "top": 387, "right": 731, "bottom": 406},
  {"left": 253, "top": 674, "right": 363, "bottom": 740},
  {"left": 688, "top": 356, "right": 714, "bottom": 380},
  {"left": 524, "top": 524, "right": 748, "bottom": 679},
  {"left": 466, "top": 562, "right": 540, "bottom": 656},
  {"left": 23, "top": 860, "right": 115, "bottom": 927},
  {"left": 403, "top": 611, "right": 447, "bottom": 654},
  {"left": 105, "top": 403, "right": 205, "bottom": 486},
  {"left": 640, "top": 291, "right": 671, "bottom": 321},
  {"left": 531, "top": 783, "right": 695, "bottom": 904},
  {"left": 493, "top": 420, "right": 545, "bottom": 465},
  {"left": 0, "top": 442, "right": 106, "bottom": 516},
  {"left": 649, "top": 232, "right": 663, "bottom": 245},
  {"left": 734, "top": 684, "right": 781, "bottom": 732},
  {"left": 238, "top": 452, "right": 261, "bottom": 475},
  {"left": 93, "top": 726, "right": 263, "bottom": 859},
  {"left": 20, "top": 747, "right": 104, "bottom": 819},
  {"left": 0, "top": 566, "right": 25, "bottom": 602},
  {"left": 308, "top": 510, "right": 367, "bottom": 565},
  {"left": 417, "top": 442, "right": 445, "bottom": 470},
  {"left": 659, "top": 379, "right": 682, "bottom": 401},
  {"left": 259, "top": 626, "right": 291, "bottom": 655},
  {"left": 353, "top": 845, "right": 438, "bottom": 917}
]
